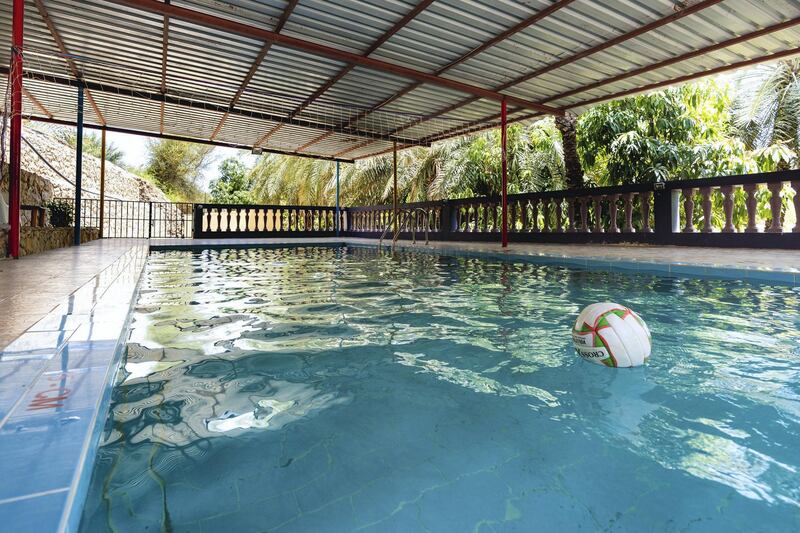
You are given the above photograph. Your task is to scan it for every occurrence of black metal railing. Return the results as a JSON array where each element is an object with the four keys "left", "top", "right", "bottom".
[
  {"left": 348, "top": 170, "right": 800, "bottom": 248},
  {"left": 54, "top": 198, "right": 194, "bottom": 239},
  {"left": 48, "top": 169, "right": 799, "bottom": 248}
]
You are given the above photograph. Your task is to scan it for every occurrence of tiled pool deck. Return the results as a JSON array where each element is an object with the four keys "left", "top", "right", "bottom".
[
  {"left": 0, "top": 240, "right": 148, "bottom": 532},
  {"left": 1, "top": 237, "right": 798, "bottom": 531}
]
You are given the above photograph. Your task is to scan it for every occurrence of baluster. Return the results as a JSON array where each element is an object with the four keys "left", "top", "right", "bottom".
[
  {"left": 743, "top": 183, "right": 758, "bottom": 233},
  {"left": 493, "top": 204, "right": 500, "bottom": 233},
  {"left": 518, "top": 201, "right": 527, "bottom": 232},
  {"left": 228, "top": 207, "right": 236, "bottom": 232},
  {"left": 531, "top": 200, "right": 539, "bottom": 232},
  {"left": 578, "top": 198, "right": 588, "bottom": 232},
  {"left": 203, "top": 207, "right": 211, "bottom": 233},
  {"left": 700, "top": 187, "right": 713, "bottom": 233},
  {"left": 218, "top": 208, "right": 227, "bottom": 232},
  {"left": 553, "top": 198, "right": 563, "bottom": 233},
  {"left": 681, "top": 188, "right": 695, "bottom": 233},
  {"left": 720, "top": 186, "right": 735, "bottom": 232},
  {"left": 593, "top": 196, "right": 604, "bottom": 233},
  {"left": 766, "top": 181, "right": 784, "bottom": 233},
  {"left": 566, "top": 198, "right": 575, "bottom": 232},
  {"left": 608, "top": 194, "right": 620, "bottom": 233},
  {"left": 640, "top": 191, "right": 652, "bottom": 233},
  {"left": 541, "top": 198, "right": 550, "bottom": 232},
  {"left": 793, "top": 181, "right": 800, "bottom": 233},
  {"left": 623, "top": 193, "right": 634, "bottom": 233}
]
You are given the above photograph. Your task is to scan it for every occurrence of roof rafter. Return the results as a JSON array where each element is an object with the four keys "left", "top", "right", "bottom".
[
  {"left": 288, "top": 0, "right": 436, "bottom": 127},
  {"left": 106, "top": 0, "right": 562, "bottom": 116},
  {"left": 387, "top": 0, "right": 724, "bottom": 139},
  {"left": 212, "top": 0, "right": 300, "bottom": 143},
  {"left": 22, "top": 86, "right": 53, "bottom": 119},
  {"left": 299, "top": 0, "right": 577, "bottom": 151},
  {"left": 32, "top": 0, "right": 107, "bottom": 126},
  {"left": 291, "top": 0, "right": 436, "bottom": 154}
]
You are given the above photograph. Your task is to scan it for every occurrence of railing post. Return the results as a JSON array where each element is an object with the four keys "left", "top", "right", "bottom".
[
  {"left": 652, "top": 186, "right": 673, "bottom": 240},
  {"left": 793, "top": 180, "right": 800, "bottom": 233},
  {"left": 193, "top": 204, "right": 203, "bottom": 238},
  {"left": 74, "top": 80, "right": 84, "bottom": 246},
  {"left": 148, "top": 201, "right": 153, "bottom": 239},
  {"left": 439, "top": 200, "right": 453, "bottom": 236}
]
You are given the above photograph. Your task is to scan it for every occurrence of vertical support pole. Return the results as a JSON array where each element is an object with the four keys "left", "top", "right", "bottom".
[
  {"left": 393, "top": 141, "right": 398, "bottom": 236},
  {"left": 8, "top": 0, "right": 24, "bottom": 258},
  {"left": 335, "top": 161, "right": 340, "bottom": 236},
  {"left": 74, "top": 80, "right": 84, "bottom": 246},
  {"left": 99, "top": 128, "right": 106, "bottom": 238},
  {"left": 500, "top": 98, "right": 508, "bottom": 247},
  {"left": 148, "top": 201, "right": 153, "bottom": 239}
]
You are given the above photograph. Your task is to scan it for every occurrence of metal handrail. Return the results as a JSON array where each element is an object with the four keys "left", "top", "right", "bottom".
[{"left": 379, "top": 208, "right": 431, "bottom": 249}]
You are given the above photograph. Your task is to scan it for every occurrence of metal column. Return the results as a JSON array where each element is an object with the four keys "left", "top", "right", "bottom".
[
  {"left": 393, "top": 141, "right": 398, "bottom": 236},
  {"left": 335, "top": 161, "right": 340, "bottom": 236},
  {"left": 99, "top": 128, "right": 106, "bottom": 238},
  {"left": 501, "top": 98, "right": 508, "bottom": 248},
  {"left": 8, "top": 0, "right": 24, "bottom": 258},
  {"left": 74, "top": 80, "right": 84, "bottom": 246}
]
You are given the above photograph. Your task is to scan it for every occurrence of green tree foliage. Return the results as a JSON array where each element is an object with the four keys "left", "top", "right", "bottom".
[
  {"left": 577, "top": 81, "right": 755, "bottom": 185},
  {"left": 145, "top": 139, "right": 214, "bottom": 201},
  {"left": 51, "top": 127, "right": 125, "bottom": 165},
  {"left": 249, "top": 119, "right": 566, "bottom": 206},
  {"left": 209, "top": 158, "right": 253, "bottom": 204},
  {"left": 732, "top": 59, "right": 799, "bottom": 169}
]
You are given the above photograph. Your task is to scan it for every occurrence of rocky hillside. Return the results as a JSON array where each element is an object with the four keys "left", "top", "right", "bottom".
[{"left": 1, "top": 125, "right": 170, "bottom": 207}]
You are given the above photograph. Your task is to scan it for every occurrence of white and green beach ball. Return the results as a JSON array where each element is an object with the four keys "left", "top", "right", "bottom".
[{"left": 572, "top": 302, "right": 651, "bottom": 368}]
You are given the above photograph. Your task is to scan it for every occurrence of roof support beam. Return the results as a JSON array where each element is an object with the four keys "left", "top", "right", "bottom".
[
  {"left": 299, "top": 0, "right": 576, "bottom": 150},
  {"left": 423, "top": 16, "right": 800, "bottom": 143},
  {"left": 6, "top": 67, "right": 426, "bottom": 146},
  {"left": 106, "top": 0, "right": 562, "bottom": 116},
  {"left": 388, "top": 0, "right": 723, "bottom": 139},
  {"left": 26, "top": 115, "right": 355, "bottom": 163},
  {"left": 212, "top": 0, "right": 299, "bottom": 143},
  {"left": 334, "top": 138, "right": 378, "bottom": 159},
  {"left": 32, "top": 0, "right": 107, "bottom": 126}
]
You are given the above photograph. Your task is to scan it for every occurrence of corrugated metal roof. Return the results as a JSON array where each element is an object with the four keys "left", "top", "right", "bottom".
[{"left": 1, "top": 0, "right": 799, "bottom": 161}]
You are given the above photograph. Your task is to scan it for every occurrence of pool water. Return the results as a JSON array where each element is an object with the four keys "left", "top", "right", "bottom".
[{"left": 79, "top": 246, "right": 800, "bottom": 532}]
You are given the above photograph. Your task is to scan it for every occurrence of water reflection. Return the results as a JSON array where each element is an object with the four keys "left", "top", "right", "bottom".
[{"left": 79, "top": 246, "right": 800, "bottom": 531}]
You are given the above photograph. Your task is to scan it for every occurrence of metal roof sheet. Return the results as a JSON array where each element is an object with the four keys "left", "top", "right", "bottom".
[{"left": 2, "top": 0, "right": 799, "bottom": 161}]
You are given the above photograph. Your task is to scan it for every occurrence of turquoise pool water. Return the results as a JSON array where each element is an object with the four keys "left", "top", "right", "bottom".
[{"left": 80, "top": 246, "right": 800, "bottom": 532}]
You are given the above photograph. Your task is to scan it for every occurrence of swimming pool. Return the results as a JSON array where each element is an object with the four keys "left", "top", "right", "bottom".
[{"left": 79, "top": 245, "right": 800, "bottom": 531}]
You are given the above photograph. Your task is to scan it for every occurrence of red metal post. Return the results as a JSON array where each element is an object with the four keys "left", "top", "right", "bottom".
[
  {"left": 501, "top": 98, "right": 508, "bottom": 248},
  {"left": 8, "top": 0, "right": 24, "bottom": 258}
]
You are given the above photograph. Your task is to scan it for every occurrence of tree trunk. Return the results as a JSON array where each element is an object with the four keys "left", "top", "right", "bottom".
[{"left": 555, "top": 112, "right": 584, "bottom": 189}]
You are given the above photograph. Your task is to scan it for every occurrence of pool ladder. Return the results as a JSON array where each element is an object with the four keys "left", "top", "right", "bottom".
[{"left": 379, "top": 208, "right": 431, "bottom": 250}]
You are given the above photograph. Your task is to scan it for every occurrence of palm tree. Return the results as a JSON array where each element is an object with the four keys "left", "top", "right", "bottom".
[
  {"left": 248, "top": 118, "right": 567, "bottom": 207},
  {"left": 732, "top": 59, "right": 800, "bottom": 168},
  {"left": 554, "top": 112, "right": 584, "bottom": 189}
]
